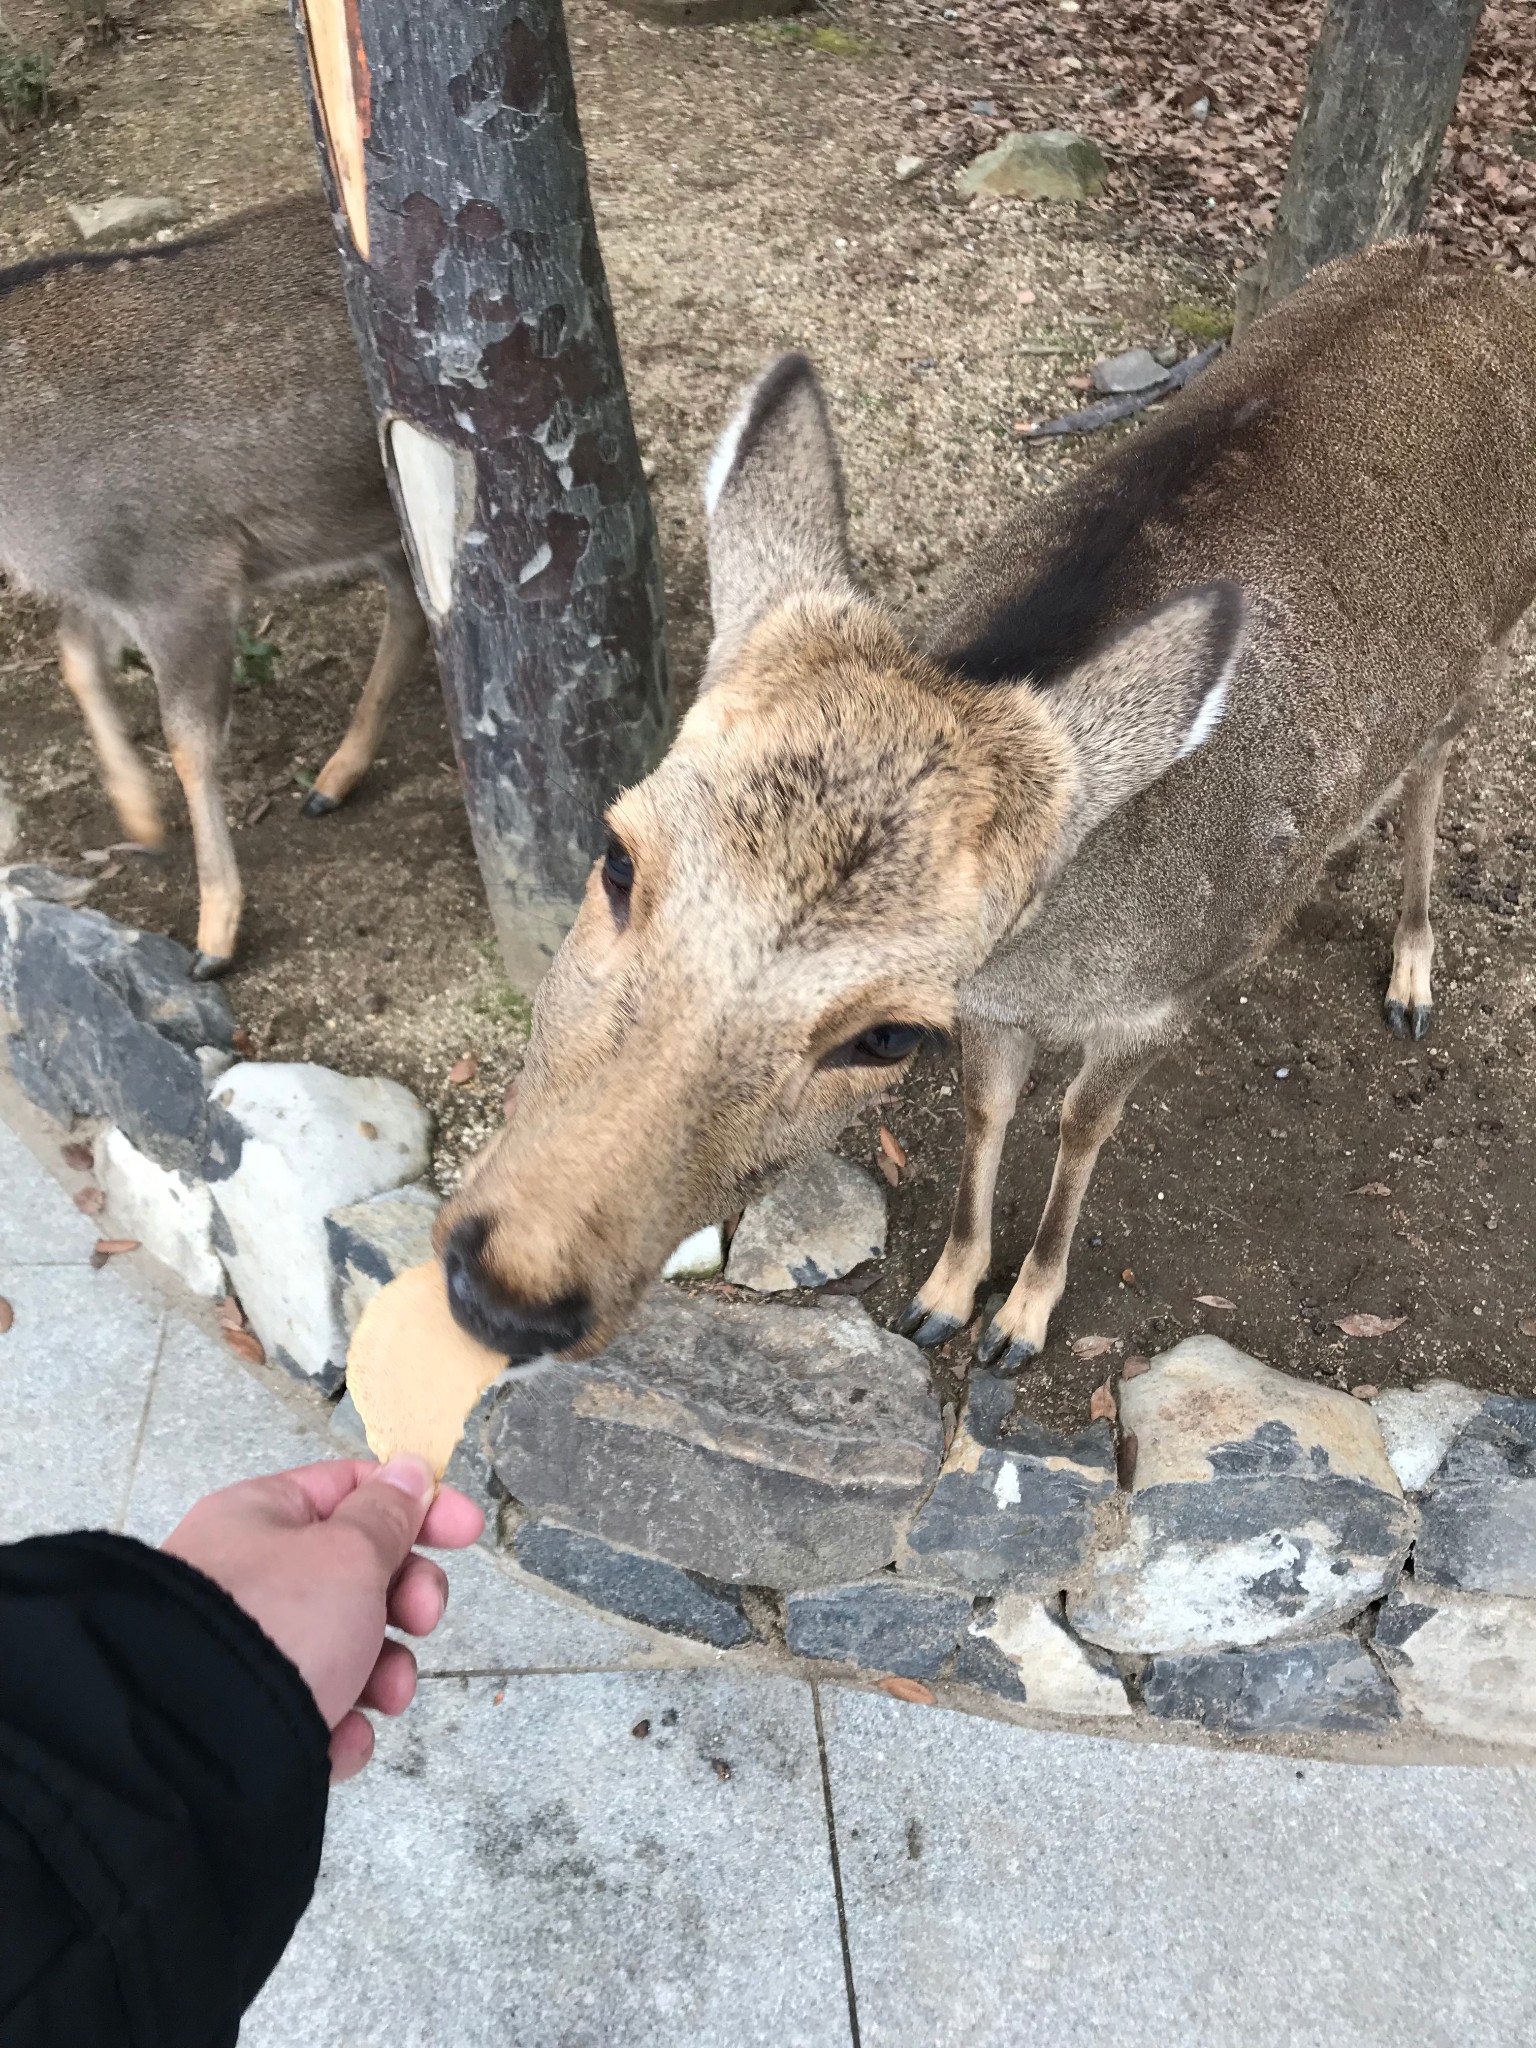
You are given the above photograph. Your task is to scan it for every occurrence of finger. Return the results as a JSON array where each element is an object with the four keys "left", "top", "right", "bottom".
[
  {"left": 359, "top": 1637, "right": 418, "bottom": 1717},
  {"left": 327, "top": 1455, "right": 435, "bottom": 1579},
  {"left": 387, "top": 1553, "right": 450, "bottom": 1636},
  {"left": 419, "top": 1485, "right": 485, "bottom": 1551},
  {"left": 329, "top": 1710, "right": 375, "bottom": 1783},
  {"left": 269, "top": 1458, "right": 384, "bottom": 1524}
]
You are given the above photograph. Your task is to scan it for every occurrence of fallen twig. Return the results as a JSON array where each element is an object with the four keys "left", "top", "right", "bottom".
[{"left": 1015, "top": 343, "right": 1223, "bottom": 440}]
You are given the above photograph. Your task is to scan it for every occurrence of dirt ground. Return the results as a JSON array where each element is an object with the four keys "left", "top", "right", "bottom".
[{"left": 2, "top": 0, "right": 1535, "bottom": 1428}]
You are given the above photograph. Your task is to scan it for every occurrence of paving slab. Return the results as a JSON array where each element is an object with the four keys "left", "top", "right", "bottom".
[
  {"left": 0, "top": 1259, "right": 162, "bottom": 1539},
  {"left": 243, "top": 1671, "right": 853, "bottom": 2048},
  {"left": 821, "top": 1689, "right": 1536, "bottom": 2048},
  {"left": 0, "top": 1117, "right": 100, "bottom": 1263}
]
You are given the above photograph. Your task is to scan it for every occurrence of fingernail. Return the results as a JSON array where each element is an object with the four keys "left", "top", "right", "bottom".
[{"left": 374, "top": 1453, "right": 434, "bottom": 1502}]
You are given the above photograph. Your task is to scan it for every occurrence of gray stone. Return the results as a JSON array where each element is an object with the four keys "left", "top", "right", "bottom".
[
  {"left": 1068, "top": 1337, "right": 1412, "bottom": 1654},
  {"left": 515, "top": 1522, "right": 751, "bottom": 1649},
  {"left": 1374, "top": 1580, "right": 1536, "bottom": 1747},
  {"left": 1091, "top": 347, "right": 1167, "bottom": 395},
  {"left": 1415, "top": 1396, "right": 1536, "bottom": 1597},
  {"left": 206, "top": 1062, "right": 432, "bottom": 1389},
  {"left": 488, "top": 1286, "right": 942, "bottom": 1590},
  {"left": 66, "top": 195, "right": 187, "bottom": 244},
  {"left": 1372, "top": 1378, "right": 1483, "bottom": 1492},
  {"left": 325, "top": 1182, "right": 441, "bottom": 1336},
  {"left": 725, "top": 1151, "right": 885, "bottom": 1293},
  {"left": 900, "top": 1371, "right": 1115, "bottom": 1595},
  {"left": 93, "top": 1123, "right": 224, "bottom": 1296},
  {"left": 786, "top": 1581, "right": 969, "bottom": 1678},
  {"left": 1142, "top": 1636, "right": 1399, "bottom": 1735},
  {"left": 954, "top": 129, "right": 1109, "bottom": 202},
  {"left": 0, "top": 883, "right": 235, "bottom": 1174},
  {"left": 893, "top": 154, "right": 926, "bottom": 183},
  {"left": 820, "top": 1688, "right": 1536, "bottom": 2048},
  {"left": 0, "top": 864, "right": 95, "bottom": 906},
  {"left": 955, "top": 1595, "right": 1131, "bottom": 1717}
]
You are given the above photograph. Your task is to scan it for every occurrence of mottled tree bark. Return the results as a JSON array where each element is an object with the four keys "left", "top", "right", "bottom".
[
  {"left": 291, "top": 0, "right": 670, "bottom": 992},
  {"left": 1260, "top": 0, "right": 1486, "bottom": 312}
]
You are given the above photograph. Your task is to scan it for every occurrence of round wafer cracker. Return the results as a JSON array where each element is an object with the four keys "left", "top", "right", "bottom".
[{"left": 347, "top": 1261, "right": 507, "bottom": 1479}]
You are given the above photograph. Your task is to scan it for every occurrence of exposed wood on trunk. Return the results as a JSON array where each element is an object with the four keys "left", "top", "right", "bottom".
[{"left": 292, "top": 0, "right": 671, "bottom": 992}]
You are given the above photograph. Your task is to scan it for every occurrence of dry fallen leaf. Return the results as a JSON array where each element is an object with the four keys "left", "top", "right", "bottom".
[
  {"left": 223, "top": 1328, "right": 267, "bottom": 1366},
  {"left": 93, "top": 1238, "right": 139, "bottom": 1258},
  {"left": 1354, "top": 1182, "right": 1392, "bottom": 1199},
  {"left": 710, "top": 1757, "right": 732, "bottom": 1781},
  {"left": 1350, "top": 1384, "right": 1380, "bottom": 1401},
  {"left": 878, "top": 1125, "right": 908, "bottom": 1172},
  {"left": 0, "top": 1297, "right": 13, "bottom": 1336},
  {"left": 1335, "top": 1313, "right": 1407, "bottom": 1339},
  {"left": 231, "top": 1027, "right": 254, "bottom": 1056},
  {"left": 358, "top": 1120, "right": 379, "bottom": 1141},
  {"left": 1122, "top": 1355, "right": 1149, "bottom": 1379},
  {"left": 1519, "top": 1318, "right": 1536, "bottom": 1339},
  {"left": 1071, "top": 1333, "right": 1116, "bottom": 1360},
  {"left": 1121, "top": 1267, "right": 1136, "bottom": 1286},
  {"left": 1090, "top": 1382, "right": 1117, "bottom": 1423},
  {"left": 880, "top": 1675, "right": 937, "bottom": 1706},
  {"left": 61, "top": 1141, "right": 94, "bottom": 1171},
  {"left": 1117, "top": 1430, "right": 1139, "bottom": 1490},
  {"left": 73, "top": 1186, "right": 106, "bottom": 1215},
  {"left": 217, "top": 1295, "right": 246, "bottom": 1332},
  {"left": 878, "top": 1155, "right": 902, "bottom": 1187},
  {"left": 448, "top": 1052, "right": 478, "bottom": 1086},
  {"left": 1195, "top": 1294, "right": 1236, "bottom": 1311},
  {"left": 631, "top": 1718, "right": 651, "bottom": 1740}
]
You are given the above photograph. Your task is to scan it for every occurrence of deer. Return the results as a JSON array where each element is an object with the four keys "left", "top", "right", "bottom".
[
  {"left": 431, "top": 238, "right": 1536, "bottom": 1379},
  {"left": 0, "top": 194, "right": 428, "bottom": 978}
]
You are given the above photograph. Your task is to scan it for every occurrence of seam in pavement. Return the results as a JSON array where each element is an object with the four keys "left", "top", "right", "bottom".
[
  {"left": 416, "top": 1664, "right": 704, "bottom": 1680},
  {"left": 811, "top": 1680, "right": 863, "bottom": 2048},
  {"left": 112, "top": 1312, "right": 168, "bottom": 1534}
]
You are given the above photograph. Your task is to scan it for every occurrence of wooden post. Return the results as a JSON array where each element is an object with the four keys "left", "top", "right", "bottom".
[
  {"left": 1259, "top": 0, "right": 1486, "bottom": 314},
  {"left": 290, "top": 0, "right": 671, "bottom": 993}
]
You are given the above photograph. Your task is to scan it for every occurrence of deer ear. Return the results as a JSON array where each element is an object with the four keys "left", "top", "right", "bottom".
[
  {"left": 1043, "top": 582, "right": 1245, "bottom": 849},
  {"left": 701, "top": 354, "right": 857, "bottom": 679}
]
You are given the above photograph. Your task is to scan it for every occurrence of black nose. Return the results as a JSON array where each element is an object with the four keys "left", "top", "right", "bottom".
[{"left": 442, "top": 1218, "right": 591, "bottom": 1364}]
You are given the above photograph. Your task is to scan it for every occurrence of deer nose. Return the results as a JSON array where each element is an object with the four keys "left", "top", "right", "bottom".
[{"left": 442, "top": 1218, "right": 591, "bottom": 1364}]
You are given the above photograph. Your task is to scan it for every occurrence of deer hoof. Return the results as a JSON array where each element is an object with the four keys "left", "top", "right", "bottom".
[
  {"left": 907, "top": 1307, "right": 962, "bottom": 1349},
  {"left": 1409, "top": 1002, "right": 1433, "bottom": 1041},
  {"left": 976, "top": 1317, "right": 1037, "bottom": 1376},
  {"left": 191, "top": 950, "right": 234, "bottom": 981},
  {"left": 301, "top": 789, "right": 341, "bottom": 819},
  {"left": 1384, "top": 997, "right": 1434, "bottom": 1041}
]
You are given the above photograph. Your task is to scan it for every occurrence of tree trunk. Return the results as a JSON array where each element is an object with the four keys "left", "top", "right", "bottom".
[
  {"left": 290, "top": 0, "right": 670, "bottom": 993},
  {"left": 1259, "top": 0, "right": 1486, "bottom": 312}
]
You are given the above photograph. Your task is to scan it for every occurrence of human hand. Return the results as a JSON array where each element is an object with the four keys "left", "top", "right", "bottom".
[{"left": 162, "top": 1456, "right": 484, "bottom": 1781}]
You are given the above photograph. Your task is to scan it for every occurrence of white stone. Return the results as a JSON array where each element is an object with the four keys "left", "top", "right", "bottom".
[
  {"left": 725, "top": 1151, "right": 886, "bottom": 1293},
  {"left": 971, "top": 1596, "right": 1132, "bottom": 1718},
  {"left": 67, "top": 195, "right": 187, "bottom": 244},
  {"left": 93, "top": 1124, "right": 224, "bottom": 1296},
  {"left": 894, "top": 155, "right": 926, "bottom": 183},
  {"left": 196, "top": 1045, "right": 236, "bottom": 1085},
  {"left": 1375, "top": 1584, "right": 1536, "bottom": 1748},
  {"left": 1372, "top": 1379, "right": 1484, "bottom": 1492},
  {"left": 662, "top": 1224, "right": 725, "bottom": 1281},
  {"left": 208, "top": 1062, "right": 432, "bottom": 1385}
]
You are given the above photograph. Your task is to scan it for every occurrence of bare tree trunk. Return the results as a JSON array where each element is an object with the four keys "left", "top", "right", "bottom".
[
  {"left": 1258, "top": 0, "right": 1486, "bottom": 314},
  {"left": 290, "top": 0, "right": 670, "bottom": 993}
]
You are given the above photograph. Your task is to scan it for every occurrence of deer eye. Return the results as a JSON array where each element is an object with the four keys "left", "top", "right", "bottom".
[
  {"left": 823, "top": 1023, "right": 927, "bottom": 1069},
  {"left": 602, "top": 838, "right": 634, "bottom": 924}
]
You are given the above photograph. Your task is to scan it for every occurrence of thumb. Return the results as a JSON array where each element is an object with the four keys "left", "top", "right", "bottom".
[{"left": 329, "top": 1455, "right": 435, "bottom": 1578}]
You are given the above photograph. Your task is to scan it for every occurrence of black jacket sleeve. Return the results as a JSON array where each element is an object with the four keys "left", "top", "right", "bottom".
[{"left": 0, "top": 1531, "right": 330, "bottom": 2048}]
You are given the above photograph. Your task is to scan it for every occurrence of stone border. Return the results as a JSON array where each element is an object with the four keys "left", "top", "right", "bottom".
[{"left": 4, "top": 868, "right": 1533, "bottom": 1754}]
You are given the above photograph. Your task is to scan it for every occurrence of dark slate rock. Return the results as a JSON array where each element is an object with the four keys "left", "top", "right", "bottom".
[
  {"left": 0, "top": 888, "right": 233, "bottom": 1173},
  {"left": 900, "top": 1370, "right": 1116, "bottom": 1596},
  {"left": 1416, "top": 1397, "right": 1536, "bottom": 1597},
  {"left": 514, "top": 1522, "right": 751, "bottom": 1649},
  {"left": 488, "top": 1286, "right": 942, "bottom": 1591},
  {"left": 1142, "top": 1636, "right": 1400, "bottom": 1735},
  {"left": 326, "top": 1183, "right": 441, "bottom": 1335},
  {"left": 786, "top": 1581, "right": 969, "bottom": 1678},
  {"left": 950, "top": 1630, "right": 1030, "bottom": 1703}
]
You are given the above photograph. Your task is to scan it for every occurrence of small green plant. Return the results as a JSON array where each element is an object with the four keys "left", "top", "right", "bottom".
[
  {"left": 118, "top": 644, "right": 150, "bottom": 674},
  {"left": 1166, "top": 301, "right": 1234, "bottom": 344},
  {"left": 743, "top": 19, "right": 878, "bottom": 56},
  {"left": 233, "top": 626, "right": 280, "bottom": 690},
  {"left": 0, "top": 35, "right": 54, "bottom": 132},
  {"left": 472, "top": 978, "right": 533, "bottom": 1034}
]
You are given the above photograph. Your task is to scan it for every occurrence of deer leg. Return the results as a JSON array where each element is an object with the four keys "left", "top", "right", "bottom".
[
  {"left": 57, "top": 607, "right": 165, "bottom": 850},
  {"left": 304, "top": 554, "right": 429, "bottom": 818},
  {"left": 139, "top": 604, "right": 243, "bottom": 978},
  {"left": 977, "top": 1032, "right": 1161, "bottom": 1376},
  {"left": 1383, "top": 739, "right": 1451, "bottom": 1042},
  {"left": 898, "top": 1019, "right": 1034, "bottom": 1347}
]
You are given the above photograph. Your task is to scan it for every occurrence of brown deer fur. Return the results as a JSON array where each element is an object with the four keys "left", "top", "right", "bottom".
[
  {"left": 0, "top": 195, "right": 427, "bottom": 976},
  {"left": 436, "top": 238, "right": 1536, "bottom": 1374}
]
